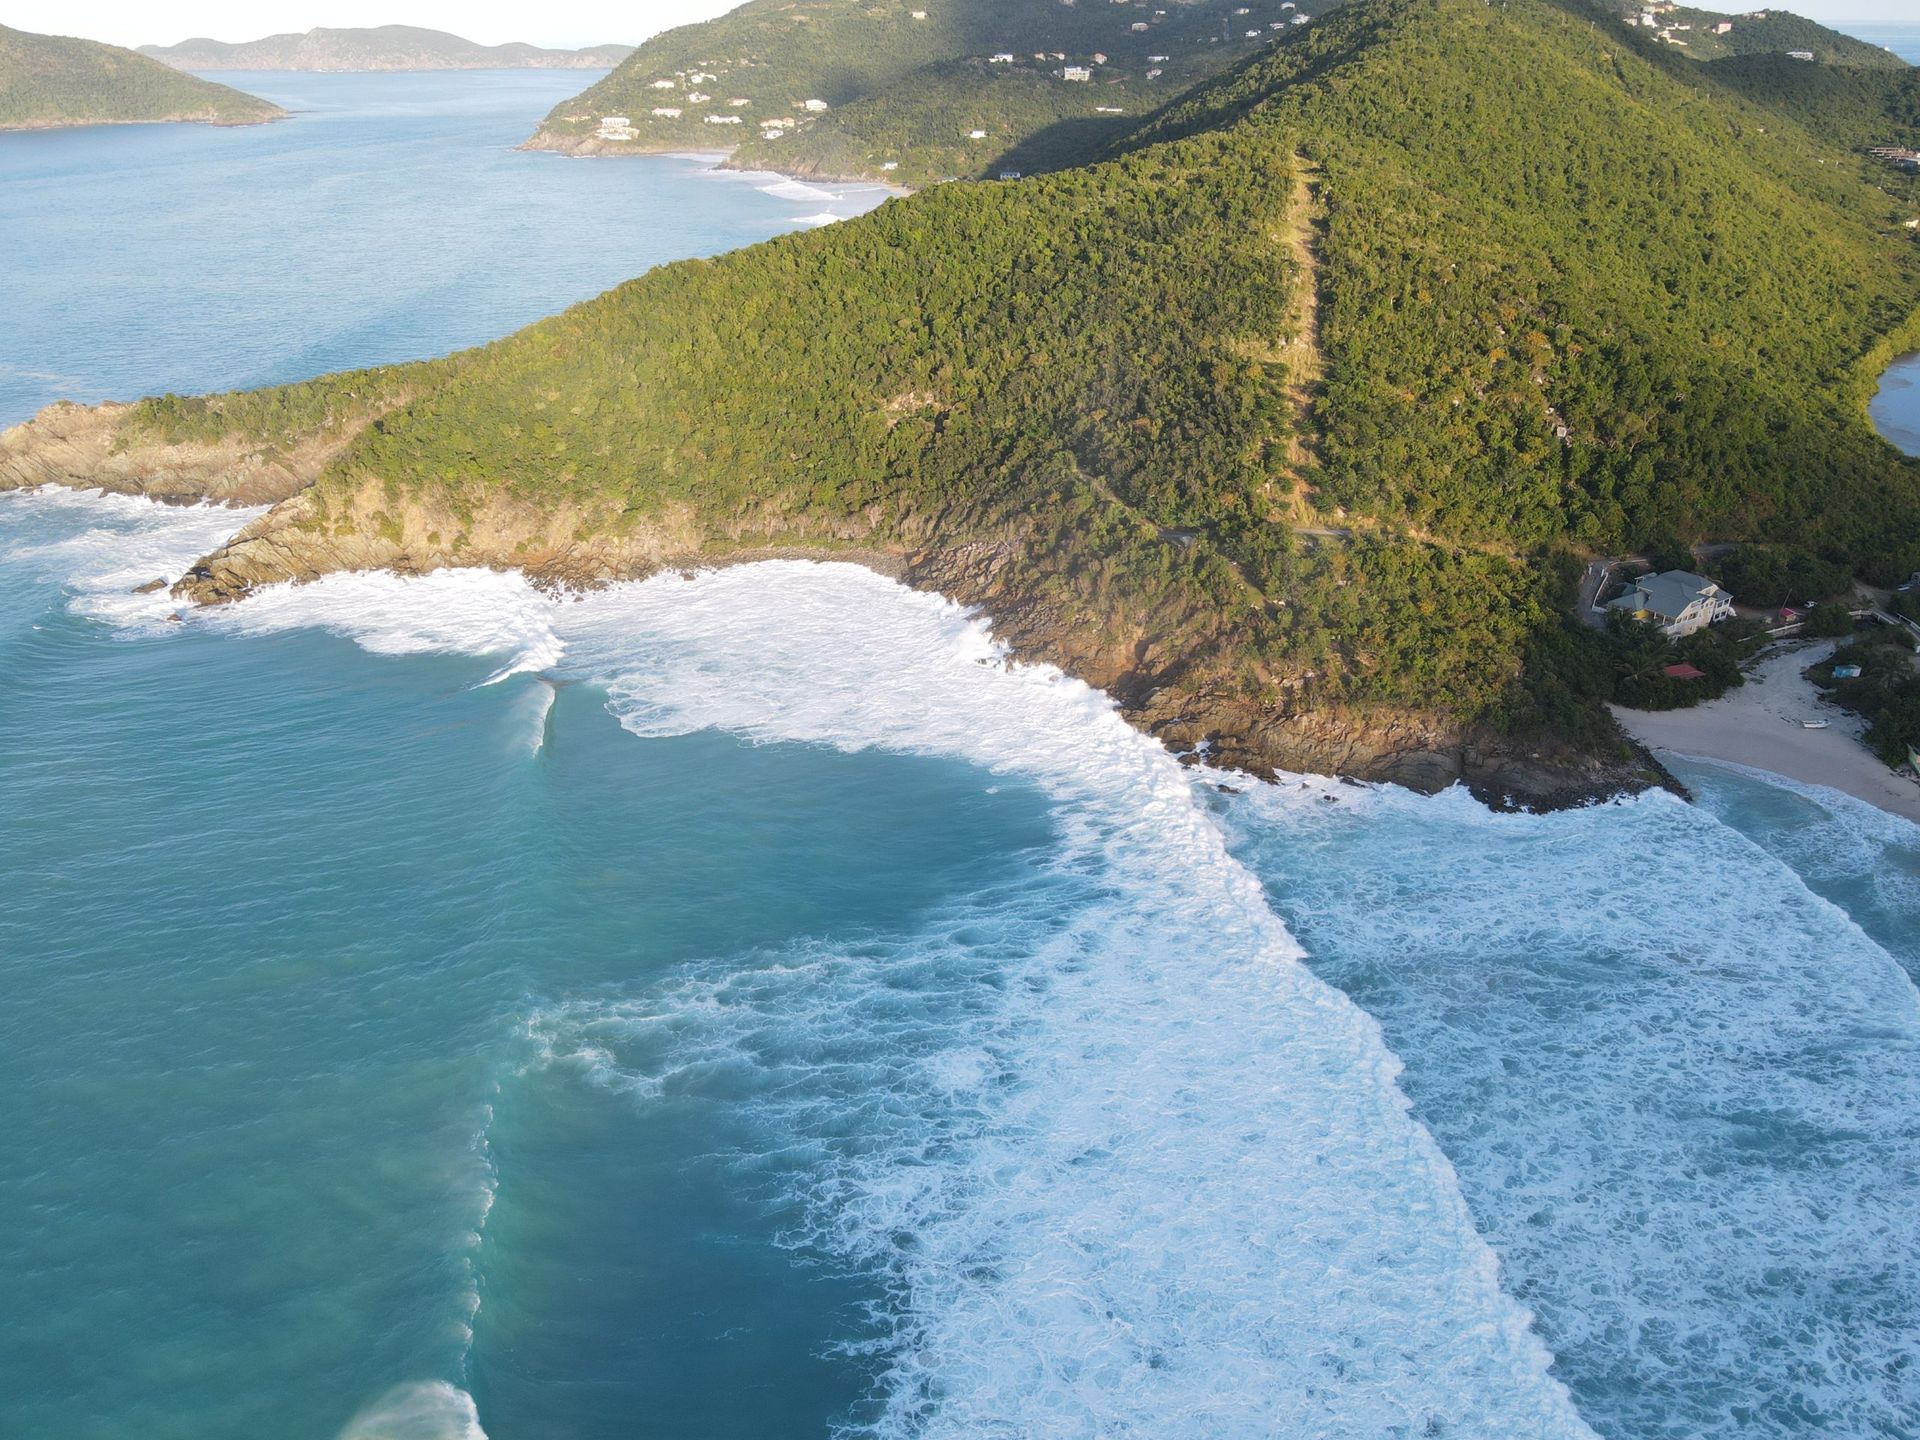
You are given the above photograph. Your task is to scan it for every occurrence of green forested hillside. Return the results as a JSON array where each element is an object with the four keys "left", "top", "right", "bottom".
[
  {"left": 526, "top": 0, "right": 1333, "bottom": 177},
  {"left": 1135, "top": 0, "right": 1920, "bottom": 573},
  {"left": 1707, "top": 51, "right": 1920, "bottom": 152},
  {"left": 0, "top": 24, "right": 283, "bottom": 129},
  {"left": 1654, "top": 7, "right": 1906, "bottom": 67},
  {"left": 88, "top": 0, "right": 1920, "bottom": 762}
]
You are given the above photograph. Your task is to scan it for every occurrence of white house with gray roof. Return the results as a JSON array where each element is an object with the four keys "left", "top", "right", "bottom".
[{"left": 1607, "top": 570, "right": 1735, "bottom": 637}]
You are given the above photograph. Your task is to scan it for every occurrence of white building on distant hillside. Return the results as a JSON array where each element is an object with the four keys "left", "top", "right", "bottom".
[{"left": 597, "top": 115, "right": 636, "bottom": 139}]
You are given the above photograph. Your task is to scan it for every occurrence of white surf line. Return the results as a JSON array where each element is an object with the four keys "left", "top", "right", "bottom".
[{"left": 61, "top": 544, "right": 1603, "bottom": 1435}]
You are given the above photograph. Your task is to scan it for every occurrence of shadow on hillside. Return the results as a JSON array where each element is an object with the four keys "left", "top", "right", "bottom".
[{"left": 986, "top": 116, "right": 1136, "bottom": 179}]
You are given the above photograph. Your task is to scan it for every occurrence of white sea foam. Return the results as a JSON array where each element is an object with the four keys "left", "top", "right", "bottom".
[
  {"left": 0, "top": 485, "right": 263, "bottom": 629},
  {"left": 1216, "top": 775, "right": 1920, "bottom": 1438},
  {"left": 22, "top": 506, "right": 1916, "bottom": 1436},
  {"left": 334, "top": 1381, "right": 486, "bottom": 1440},
  {"left": 202, "top": 568, "right": 564, "bottom": 678},
  {"left": 1673, "top": 755, "right": 1920, "bottom": 977},
  {"left": 534, "top": 562, "right": 1596, "bottom": 1437},
  {"left": 188, "top": 556, "right": 1598, "bottom": 1434}
]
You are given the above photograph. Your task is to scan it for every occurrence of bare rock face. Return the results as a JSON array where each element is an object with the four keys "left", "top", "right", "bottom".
[
  {"left": 0, "top": 402, "right": 345, "bottom": 507},
  {"left": 901, "top": 541, "right": 1669, "bottom": 810}
]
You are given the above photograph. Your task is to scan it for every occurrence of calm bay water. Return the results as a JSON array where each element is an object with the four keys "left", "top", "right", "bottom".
[
  {"left": 1871, "top": 352, "right": 1920, "bottom": 459},
  {"left": 0, "top": 69, "right": 889, "bottom": 426},
  {"left": 4, "top": 69, "right": 1920, "bottom": 1440}
]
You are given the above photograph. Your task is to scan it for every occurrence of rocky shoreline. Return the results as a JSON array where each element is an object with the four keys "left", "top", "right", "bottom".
[
  {"left": 1, "top": 400, "right": 1673, "bottom": 812},
  {"left": 519, "top": 134, "right": 902, "bottom": 190},
  {"left": 0, "top": 111, "right": 285, "bottom": 132}
]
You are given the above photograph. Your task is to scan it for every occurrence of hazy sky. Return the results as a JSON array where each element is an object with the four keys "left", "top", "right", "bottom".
[
  {"left": 2, "top": 2, "right": 743, "bottom": 50},
  {"left": 3, "top": 0, "right": 1912, "bottom": 51}
]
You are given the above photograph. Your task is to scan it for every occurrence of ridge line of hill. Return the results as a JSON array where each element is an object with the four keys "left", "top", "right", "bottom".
[{"left": 5, "top": 0, "right": 1918, "bottom": 806}]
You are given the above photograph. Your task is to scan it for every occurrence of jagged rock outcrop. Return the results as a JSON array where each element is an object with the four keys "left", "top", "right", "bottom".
[{"left": 2, "top": 403, "right": 346, "bottom": 507}]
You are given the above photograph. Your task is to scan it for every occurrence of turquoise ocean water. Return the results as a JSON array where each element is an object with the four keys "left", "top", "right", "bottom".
[{"left": 4, "top": 70, "right": 1920, "bottom": 1440}]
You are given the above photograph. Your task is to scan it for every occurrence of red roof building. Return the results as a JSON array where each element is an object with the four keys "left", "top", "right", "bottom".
[{"left": 1662, "top": 662, "right": 1707, "bottom": 681}]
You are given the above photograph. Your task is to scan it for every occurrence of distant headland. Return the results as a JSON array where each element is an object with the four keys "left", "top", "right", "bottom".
[
  {"left": 139, "top": 26, "right": 633, "bottom": 74},
  {"left": 0, "top": 24, "right": 283, "bottom": 131}
]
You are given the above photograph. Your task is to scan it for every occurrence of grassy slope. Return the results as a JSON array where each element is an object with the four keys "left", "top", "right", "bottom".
[
  {"left": 128, "top": 0, "right": 1920, "bottom": 748},
  {"left": 0, "top": 25, "right": 282, "bottom": 129},
  {"left": 529, "top": 0, "right": 1334, "bottom": 175}
]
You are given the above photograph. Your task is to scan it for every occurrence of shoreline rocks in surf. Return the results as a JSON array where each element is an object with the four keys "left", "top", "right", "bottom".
[{"left": 0, "top": 412, "right": 1673, "bottom": 813}]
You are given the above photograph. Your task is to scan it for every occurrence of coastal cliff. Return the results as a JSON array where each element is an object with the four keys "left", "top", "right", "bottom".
[
  {"left": 8, "top": 0, "right": 1918, "bottom": 811},
  {"left": 0, "top": 399, "right": 1666, "bottom": 809}
]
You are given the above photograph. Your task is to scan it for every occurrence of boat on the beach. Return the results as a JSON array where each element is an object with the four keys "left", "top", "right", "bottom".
[{"left": 1801, "top": 719, "right": 1830, "bottom": 729}]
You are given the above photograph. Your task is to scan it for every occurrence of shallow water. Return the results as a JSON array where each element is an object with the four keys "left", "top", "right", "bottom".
[
  {"left": 5, "top": 65, "right": 1920, "bottom": 1440},
  {"left": 1870, "top": 352, "right": 1920, "bottom": 460}
]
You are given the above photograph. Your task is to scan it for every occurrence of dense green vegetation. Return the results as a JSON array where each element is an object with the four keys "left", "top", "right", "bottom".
[
  {"left": 728, "top": 58, "right": 1162, "bottom": 186},
  {"left": 119, "top": 0, "right": 1920, "bottom": 753},
  {"left": 0, "top": 24, "right": 282, "bottom": 129},
  {"left": 138, "top": 27, "right": 632, "bottom": 73},
  {"left": 1137, "top": 0, "right": 1920, "bottom": 578},
  {"left": 1710, "top": 544, "right": 1854, "bottom": 608},
  {"left": 530, "top": 0, "right": 1337, "bottom": 177},
  {"left": 1812, "top": 629, "right": 1920, "bottom": 767},
  {"left": 130, "top": 361, "right": 453, "bottom": 451},
  {"left": 1707, "top": 52, "right": 1920, "bottom": 156}
]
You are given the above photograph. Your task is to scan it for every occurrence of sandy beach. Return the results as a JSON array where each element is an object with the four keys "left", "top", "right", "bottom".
[{"left": 1612, "top": 641, "right": 1920, "bottom": 824}]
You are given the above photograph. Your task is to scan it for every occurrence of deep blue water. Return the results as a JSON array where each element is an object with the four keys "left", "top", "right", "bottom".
[
  {"left": 4, "top": 68, "right": 1920, "bottom": 1440},
  {"left": 1841, "top": 24, "right": 1920, "bottom": 63}
]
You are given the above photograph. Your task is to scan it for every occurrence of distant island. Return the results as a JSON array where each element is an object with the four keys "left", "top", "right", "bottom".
[
  {"left": 140, "top": 26, "right": 633, "bottom": 74},
  {"left": 0, "top": 24, "right": 283, "bottom": 130}
]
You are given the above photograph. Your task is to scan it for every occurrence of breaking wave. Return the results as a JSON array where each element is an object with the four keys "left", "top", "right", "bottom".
[
  {"left": 205, "top": 557, "right": 1595, "bottom": 1436},
  {"left": 29, "top": 511, "right": 1913, "bottom": 1437},
  {"left": 1216, "top": 775, "right": 1920, "bottom": 1438},
  {"left": 0, "top": 485, "right": 264, "bottom": 629},
  {"left": 334, "top": 1382, "right": 485, "bottom": 1440}
]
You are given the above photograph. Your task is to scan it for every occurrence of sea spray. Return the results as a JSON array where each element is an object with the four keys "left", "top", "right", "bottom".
[
  {"left": 335, "top": 1383, "right": 486, "bottom": 1440},
  {"left": 0, "top": 486, "right": 266, "bottom": 630}
]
